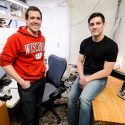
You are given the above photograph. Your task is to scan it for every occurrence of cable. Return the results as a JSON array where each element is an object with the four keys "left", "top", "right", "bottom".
[
  {"left": 111, "top": 0, "right": 122, "bottom": 38},
  {"left": 70, "top": 0, "right": 101, "bottom": 26},
  {"left": 57, "top": 0, "right": 71, "bottom": 7}
]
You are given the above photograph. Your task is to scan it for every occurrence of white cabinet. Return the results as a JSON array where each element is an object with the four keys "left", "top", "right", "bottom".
[{"left": 0, "top": 13, "right": 24, "bottom": 21}]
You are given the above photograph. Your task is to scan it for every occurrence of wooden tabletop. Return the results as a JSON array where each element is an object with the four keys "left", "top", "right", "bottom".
[
  {"left": 0, "top": 101, "right": 10, "bottom": 125},
  {"left": 92, "top": 76, "right": 125, "bottom": 124}
]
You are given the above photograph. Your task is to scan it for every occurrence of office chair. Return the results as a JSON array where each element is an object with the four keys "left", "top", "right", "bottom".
[{"left": 40, "top": 54, "right": 67, "bottom": 123}]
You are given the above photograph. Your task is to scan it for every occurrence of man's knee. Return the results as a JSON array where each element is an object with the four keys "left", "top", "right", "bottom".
[{"left": 79, "top": 96, "right": 91, "bottom": 106}]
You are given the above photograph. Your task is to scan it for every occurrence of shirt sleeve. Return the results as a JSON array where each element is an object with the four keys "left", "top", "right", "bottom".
[
  {"left": 79, "top": 40, "right": 87, "bottom": 54},
  {"left": 1, "top": 34, "right": 20, "bottom": 66},
  {"left": 105, "top": 42, "right": 118, "bottom": 62}
]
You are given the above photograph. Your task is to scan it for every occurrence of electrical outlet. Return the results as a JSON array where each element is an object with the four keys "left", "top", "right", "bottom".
[{"left": 57, "top": 42, "right": 60, "bottom": 48}]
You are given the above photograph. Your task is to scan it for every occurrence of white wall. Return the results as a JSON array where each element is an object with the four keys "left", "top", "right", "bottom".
[
  {"left": 113, "top": 0, "right": 125, "bottom": 72},
  {"left": 0, "top": 19, "right": 25, "bottom": 52},
  {"left": 27, "top": 0, "right": 70, "bottom": 59},
  {"left": 69, "top": 0, "right": 118, "bottom": 64},
  {"left": 0, "top": 28, "right": 17, "bottom": 52}
]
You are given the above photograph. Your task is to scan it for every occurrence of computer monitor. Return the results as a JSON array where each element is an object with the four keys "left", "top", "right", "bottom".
[
  {"left": 0, "top": 67, "right": 6, "bottom": 89},
  {"left": 0, "top": 67, "right": 6, "bottom": 80},
  {"left": 0, "top": 67, "right": 12, "bottom": 90}
]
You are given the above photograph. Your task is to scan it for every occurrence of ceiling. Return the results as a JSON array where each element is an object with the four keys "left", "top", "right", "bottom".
[{"left": 27, "top": 0, "right": 71, "bottom": 4}]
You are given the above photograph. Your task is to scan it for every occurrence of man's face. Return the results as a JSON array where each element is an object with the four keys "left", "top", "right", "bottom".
[
  {"left": 26, "top": 10, "right": 42, "bottom": 35},
  {"left": 88, "top": 17, "right": 105, "bottom": 37}
]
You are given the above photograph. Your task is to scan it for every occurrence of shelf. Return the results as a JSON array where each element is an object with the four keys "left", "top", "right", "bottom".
[
  {"left": 0, "top": 13, "right": 24, "bottom": 21},
  {"left": 6, "top": 0, "right": 28, "bottom": 9}
]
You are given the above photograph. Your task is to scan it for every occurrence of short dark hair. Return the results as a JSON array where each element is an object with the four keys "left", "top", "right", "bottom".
[
  {"left": 88, "top": 12, "right": 105, "bottom": 23},
  {"left": 25, "top": 6, "right": 42, "bottom": 20}
]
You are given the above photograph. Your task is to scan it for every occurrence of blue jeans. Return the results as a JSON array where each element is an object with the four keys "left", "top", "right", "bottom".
[{"left": 68, "top": 75, "right": 107, "bottom": 125}]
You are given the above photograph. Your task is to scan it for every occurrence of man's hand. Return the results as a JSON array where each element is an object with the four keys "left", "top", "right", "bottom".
[
  {"left": 20, "top": 80, "right": 31, "bottom": 89},
  {"left": 44, "top": 70, "right": 47, "bottom": 77},
  {"left": 79, "top": 75, "right": 91, "bottom": 89},
  {"left": 79, "top": 75, "right": 87, "bottom": 89}
]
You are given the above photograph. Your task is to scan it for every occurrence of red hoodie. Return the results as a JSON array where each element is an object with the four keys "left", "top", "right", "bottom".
[{"left": 1, "top": 26, "right": 46, "bottom": 83}]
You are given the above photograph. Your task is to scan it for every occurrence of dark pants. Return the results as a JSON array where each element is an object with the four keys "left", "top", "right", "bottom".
[{"left": 18, "top": 77, "right": 45, "bottom": 125}]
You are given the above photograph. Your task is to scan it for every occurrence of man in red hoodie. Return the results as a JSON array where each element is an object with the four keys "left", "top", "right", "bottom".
[{"left": 1, "top": 6, "right": 46, "bottom": 125}]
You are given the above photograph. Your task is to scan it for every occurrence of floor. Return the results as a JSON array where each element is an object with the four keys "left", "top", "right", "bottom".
[
  {"left": 8, "top": 97, "right": 68, "bottom": 125},
  {"left": 39, "top": 97, "right": 68, "bottom": 125}
]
